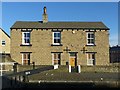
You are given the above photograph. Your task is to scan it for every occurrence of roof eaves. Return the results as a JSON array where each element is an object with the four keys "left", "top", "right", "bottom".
[{"left": 10, "top": 27, "right": 110, "bottom": 30}]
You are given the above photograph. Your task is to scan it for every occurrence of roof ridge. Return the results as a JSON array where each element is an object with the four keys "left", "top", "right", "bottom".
[{"left": 15, "top": 21, "right": 103, "bottom": 23}]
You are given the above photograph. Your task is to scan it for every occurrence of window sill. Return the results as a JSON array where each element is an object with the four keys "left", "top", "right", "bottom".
[
  {"left": 86, "top": 44, "right": 96, "bottom": 46},
  {"left": 2, "top": 45, "right": 5, "bottom": 46},
  {"left": 20, "top": 44, "right": 32, "bottom": 46},
  {"left": 87, "top": 64, "right": 94, "bottom": 66},
  {"left": 51, "top": 44, "right": 63, "bottom": 46}
]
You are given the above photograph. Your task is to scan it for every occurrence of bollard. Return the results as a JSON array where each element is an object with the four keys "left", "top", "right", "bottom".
[
  {"left": 13, "top": 63, "right": 18, "bottom": 73},
  {"left": 32, "top": 62, "right": 35, "bottom": 69},
  {"left": 78, "top": 65, "right": 81, "bottom": 73},
  {"left": 69, "top": 65, "right": 71, "bottom": 73},
  {"left": 54, "top": 65, "right": 58, "bottom": 69}
]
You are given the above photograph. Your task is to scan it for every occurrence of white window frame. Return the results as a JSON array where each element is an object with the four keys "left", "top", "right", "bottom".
[
  {"left": 22, "top": 53, "right": 30, "bottom": 65},
  {"left": 22, "top": 32, "right": 30, "bottom": 45},
  {"left": 87, "top": 32, "right": 95, "bottom": 45},
  {"left": 52, "top": 32, "right": 61, "bottom": 45},
  {"left": 1, "top": 40, "right": 5, "bottom": 46},
  {"left": 87, "top": 53, "right": 95, "bottom": 66},
  {"left": 52, "top": 53, "right": 61, "bottom": 65}
]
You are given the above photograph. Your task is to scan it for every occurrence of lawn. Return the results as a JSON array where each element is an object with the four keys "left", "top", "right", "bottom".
[{"left": 28, "top": 66, "right": 119, "bottom": 82}]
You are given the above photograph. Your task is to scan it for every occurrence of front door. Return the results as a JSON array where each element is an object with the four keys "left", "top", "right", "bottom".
[
  {"left": 70, "top": 57, "right": 75, "bottom": 67},
  {"left": 69, "top": 52, "right": 77, "bottom": 67}
]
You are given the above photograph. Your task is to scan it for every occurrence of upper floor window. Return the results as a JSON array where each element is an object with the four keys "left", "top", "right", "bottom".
[
  {"left": 1, "top": 40, "right": 5, "bottom": 46},
  {"left": 22, "top": 32, "right": 30, "bottom": 45},
  {"left": 53, "top": 32, "right": 61, "bottom": 45},
  {"left": 87, "top": 32, "right": 95, "bottom": 45}
]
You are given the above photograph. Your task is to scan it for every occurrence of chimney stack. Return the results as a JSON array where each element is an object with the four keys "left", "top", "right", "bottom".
[{"left": 42, "top": 6, "right": 48, "bottom": 23}]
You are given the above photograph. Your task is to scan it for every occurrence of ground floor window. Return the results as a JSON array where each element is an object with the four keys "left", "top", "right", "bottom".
[
  {"left": 52, "top": 53, "right": 61, "bottom": 65},
  {"left": 22, "top": 53, "right": 30, "bottom": 65},
  {"left": 87, "top": 53, "right": 95, "bottom": 65}
]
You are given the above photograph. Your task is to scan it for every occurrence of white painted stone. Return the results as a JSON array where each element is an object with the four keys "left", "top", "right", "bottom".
[
  {"left": 54, "top": 65, "right": 58, "bottom": 69},
  {"left": 69, "top": 65, "right": 71, "bottom": 73},
  {"left": 78, "top": 65, "right": 81, "bottom": 73}
]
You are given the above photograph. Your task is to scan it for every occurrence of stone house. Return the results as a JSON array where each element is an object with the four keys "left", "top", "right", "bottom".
[
  {"left": 0, "top": 28, "right": 10, "bottom": 55},
  {"left": 0, "top": 28, "right": 15, "bottom": 75},
  {"left": 110, "top": 45, "right": 120, "bottom": 63},
  {"left": 0, "top": 28, "right": 11, "bottom": 62},
  {"left": 10, "top": 7, "right": 110, "bottom": 67}
]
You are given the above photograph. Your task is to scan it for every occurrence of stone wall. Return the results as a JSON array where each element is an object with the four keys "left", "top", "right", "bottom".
[
  {"left": 11, "top": 29, "right": 109, "bottom": 66},
  {"left": 17, "top": 65, "right": 53, "bottom": 72},
  {"left": 16, "top": 65, "right": 119, "bottom": 73},
  {"left": 81, "top": 65, "right": 119, "bottom": 73}
]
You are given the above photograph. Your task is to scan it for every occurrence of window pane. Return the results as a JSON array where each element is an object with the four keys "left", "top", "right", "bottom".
[
  {"left": 24, "top": 33, "right": 27, "bottom": 37},
  {"left": 53, "top": 32, "right": 61, "bottom": 44},
  {"left": 91, "top": 39, "right": 94, "bottom": 44},
  {"left": 54, "top": 33, "right": 57, "bottom": 37},
  {"left": 2, "top": 41, "right": 5, "bottom": 45},
  {"left": 27, "top": 33, "right": 30, "bottom": 37},
  {"left": 92, "top": 54, "right": 95, "bottom": 59},
  {"left": 54, "top": 54, "right": 57, "bottom": 59},
  {"left": 53, "top": 53, "right": 61, "bottom": 65},
  {"left": 87, "top": 53, "right": 95, "bottom": 65},
  {"left": 26, "top": 54, "right": 29, "bottom": 59},
  {"left": 70, "top": 53, "right": 76, "bottom": 56},
  {"left": 91, "top": 34, "right": 94, "bottom": 38},
  {"left": 54, "top": 39, "right": 57, "bottom": 43},
  {"left": 24, "top": 60, "right": 27, "bottom": 65},
  {"left": 23, "top": 54, "right": 26, "bottom": 59},
  {"left": 28, "top": 54, "right": 30, "bottom": 59},
  {"left": 25, "top": 39, "right": 27, "bottom": 43},
  {"left": 54, "top": 60, "right": 58, "bottom": 65},
  {"left": 87, "top": 32, "right": 95, "bottom": 45},
  {"left": 88, "top": 54, "right": 90, "bottom": 59},
  {"left": 88, "top": 39, "right": 94, "bottom": 44},
  {"left": 58, "top": 54, "right": 60, "bottom": 60},
  {"left": 23, "top": 53, "right": 30, "bottom": 65},
  {"left": 54, "top": 39, "right": 60, "bottom": 43},
  {"left": 88, "top": 34, "right": 90, "bottom": 38},
  {"left": 57, "top": 39, "right": 60, "bottom": 43},
  {"left": 56, "top": 54, "right": 59, "bottom": 59},
  {"left": 26, "top": 39, "right": 30, "bottom": 43},
  {"left": 88, "top": 39, "right": 91, "bottom": 44},
  {"left": 58, "top": 33, "right": 61, "bottom": 37},
  {"left": 23, "top": 32, "right": 30, "bottom": 44},
  {"left": 54, "top": 32, "right": 60, "bottom": 37}
]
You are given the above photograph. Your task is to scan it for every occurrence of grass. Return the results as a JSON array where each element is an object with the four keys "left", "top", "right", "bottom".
[
  {"left": 2, "top": 65, "right": 119, "bottom": 89},
  {"left": 27, "top": 66, "right": 119, "bottom": 81},
  {"left": 28, "top": 66, "right": 85, "bottom": 81}
]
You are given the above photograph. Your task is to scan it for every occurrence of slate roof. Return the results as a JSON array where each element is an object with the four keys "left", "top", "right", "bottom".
[
  {"left": 110, "top": 45, "right": 120, "bottom": 51},
  {"left": 10, "top": 21, "right": 109, "bottom": 30}
]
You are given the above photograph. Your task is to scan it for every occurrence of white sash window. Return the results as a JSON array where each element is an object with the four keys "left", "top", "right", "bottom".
[
  {"left": 53, "top": 32, "right": 61, "bottom": 45},
  {"left": 22, "top": 32, "right": 30, "bottom": 45},
  {"left": 52, "top": 53, "right": 61, "bottom": 65},
  {"left": 87, "top": 32, "right": 95, "bottom": 45},
  {"left": 87, "top": 53, "right": 95, "bottom": 65}
]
